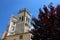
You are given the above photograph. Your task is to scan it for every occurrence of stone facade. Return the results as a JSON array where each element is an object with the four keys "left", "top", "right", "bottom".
[
  {"left": 6, "top": 33, "right": 31, "bottom": 40},
  {"left": 2, "top": 8, "right": 31, "bottom": 40}
]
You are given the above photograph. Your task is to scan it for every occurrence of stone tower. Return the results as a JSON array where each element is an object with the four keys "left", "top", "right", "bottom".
[
  {"left": 16, "top": 8, "right": 30, "bottom": 34},
  {"left": 2, "top": 8, "right": 31, "bottom": 40},
  {"left": 7, "top": 15, "right": 18, "bottom": 36}
]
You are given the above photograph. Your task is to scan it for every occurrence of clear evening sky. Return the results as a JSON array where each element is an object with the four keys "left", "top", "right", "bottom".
[{"left": 0, "top": 0, "right": 60, "bottom": 38}]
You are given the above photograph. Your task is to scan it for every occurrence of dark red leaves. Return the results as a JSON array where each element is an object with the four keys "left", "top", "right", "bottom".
[{"left": 31, "top": 3, "right": 60, "bottom": 40}]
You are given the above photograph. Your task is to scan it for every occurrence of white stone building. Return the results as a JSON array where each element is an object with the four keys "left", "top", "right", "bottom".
[{"left": 2, "top": 8, "right": 31, "bottom": 40}]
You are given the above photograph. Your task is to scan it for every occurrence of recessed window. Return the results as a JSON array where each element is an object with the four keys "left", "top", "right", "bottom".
[
  {"left": 22, "top": 16, "right": 23, "bottom": 21},
  {"left": 13, "top": 22, "right": 15, "bottom": 25},
  {"left": 25, "top": 23, "right": 29, "bottom": 26},
  {"left": 26, "top": 17, "right": 30, "bottom": 23},
  {"left": 28, "top": 18, "right": 30, "bottom": 22},
  {"left": 20, "top": 35, "right": 23, "bottom": 39},
  {"left": 19, "top": 17, "right": 21, "bottom": 20}
]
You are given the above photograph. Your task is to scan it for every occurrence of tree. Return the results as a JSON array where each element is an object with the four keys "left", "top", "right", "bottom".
[{"left": 30, "top": 3, "right": 60, "bottom": 40}]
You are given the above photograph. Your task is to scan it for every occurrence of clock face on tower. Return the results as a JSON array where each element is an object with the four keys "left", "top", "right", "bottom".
[
  {"left": 11, "top": 26, "right": 14, "bottom": 31},
  {"left": 12, "top": 27, "right": 14, "bottom": 31}
]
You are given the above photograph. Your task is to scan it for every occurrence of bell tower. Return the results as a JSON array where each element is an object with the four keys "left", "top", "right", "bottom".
[
  {"left": 7, "top": 15, "right": 18, "bottom": 36},
  {"left": 7, "top": 8, "right": 30, "bottom": 36},
  {"left": 16, "top": 8, "right": 30, "bottom": 33},
  {"left": 3, "top": 8, "right": 31, "bottom": 40}
]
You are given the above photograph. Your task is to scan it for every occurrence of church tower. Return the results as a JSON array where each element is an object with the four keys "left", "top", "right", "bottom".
[
  {"left": 3, "top": 8, "right": 31, "bottom": 40},
  {"left": 7, "top": 8, "right": 30, "bottom": 36},
  {"left": 7, "top": 15, "right": 18, "bottom": 36},
  {"left": 17, "top": 8, "right": 30, "bottom": 33}
]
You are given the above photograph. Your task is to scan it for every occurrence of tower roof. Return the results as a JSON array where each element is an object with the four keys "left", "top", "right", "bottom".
[{"left": 18, "top": 8, "right": 31, "bottom": 16}]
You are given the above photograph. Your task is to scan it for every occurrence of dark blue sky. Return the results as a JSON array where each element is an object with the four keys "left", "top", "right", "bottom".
[{"left": 0, "top": 0, "right": 60, "bottom": 38}]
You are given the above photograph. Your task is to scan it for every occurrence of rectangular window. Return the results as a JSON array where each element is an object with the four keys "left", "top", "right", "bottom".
[
  {"left": 25, "top": 23, "right": 29, "bottom": 26},
  {"left": 13, "top": 22, "right": 15, "bottom": 25},
  {"left": 26, "top": 17, "right": 30, "bottom": 23},
  {"left": 19, "top": 17, "right": 21, "bottom": 20},
  {"left": 20, "top": 35, "right": 23, "bottom": 39},
  {"left": 28, "top": 18, "right": 30, "bottom": 22},
  {"left": 22, "top": 16, "right": 23, "bottom": 21}
]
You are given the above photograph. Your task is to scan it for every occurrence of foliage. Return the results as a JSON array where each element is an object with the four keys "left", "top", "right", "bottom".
[
  {"left": 30, "top": 3, "right": 60, "bottom": 40},
  {"left": 25, "top": 23, "right": 29, "bottom": 26}
]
